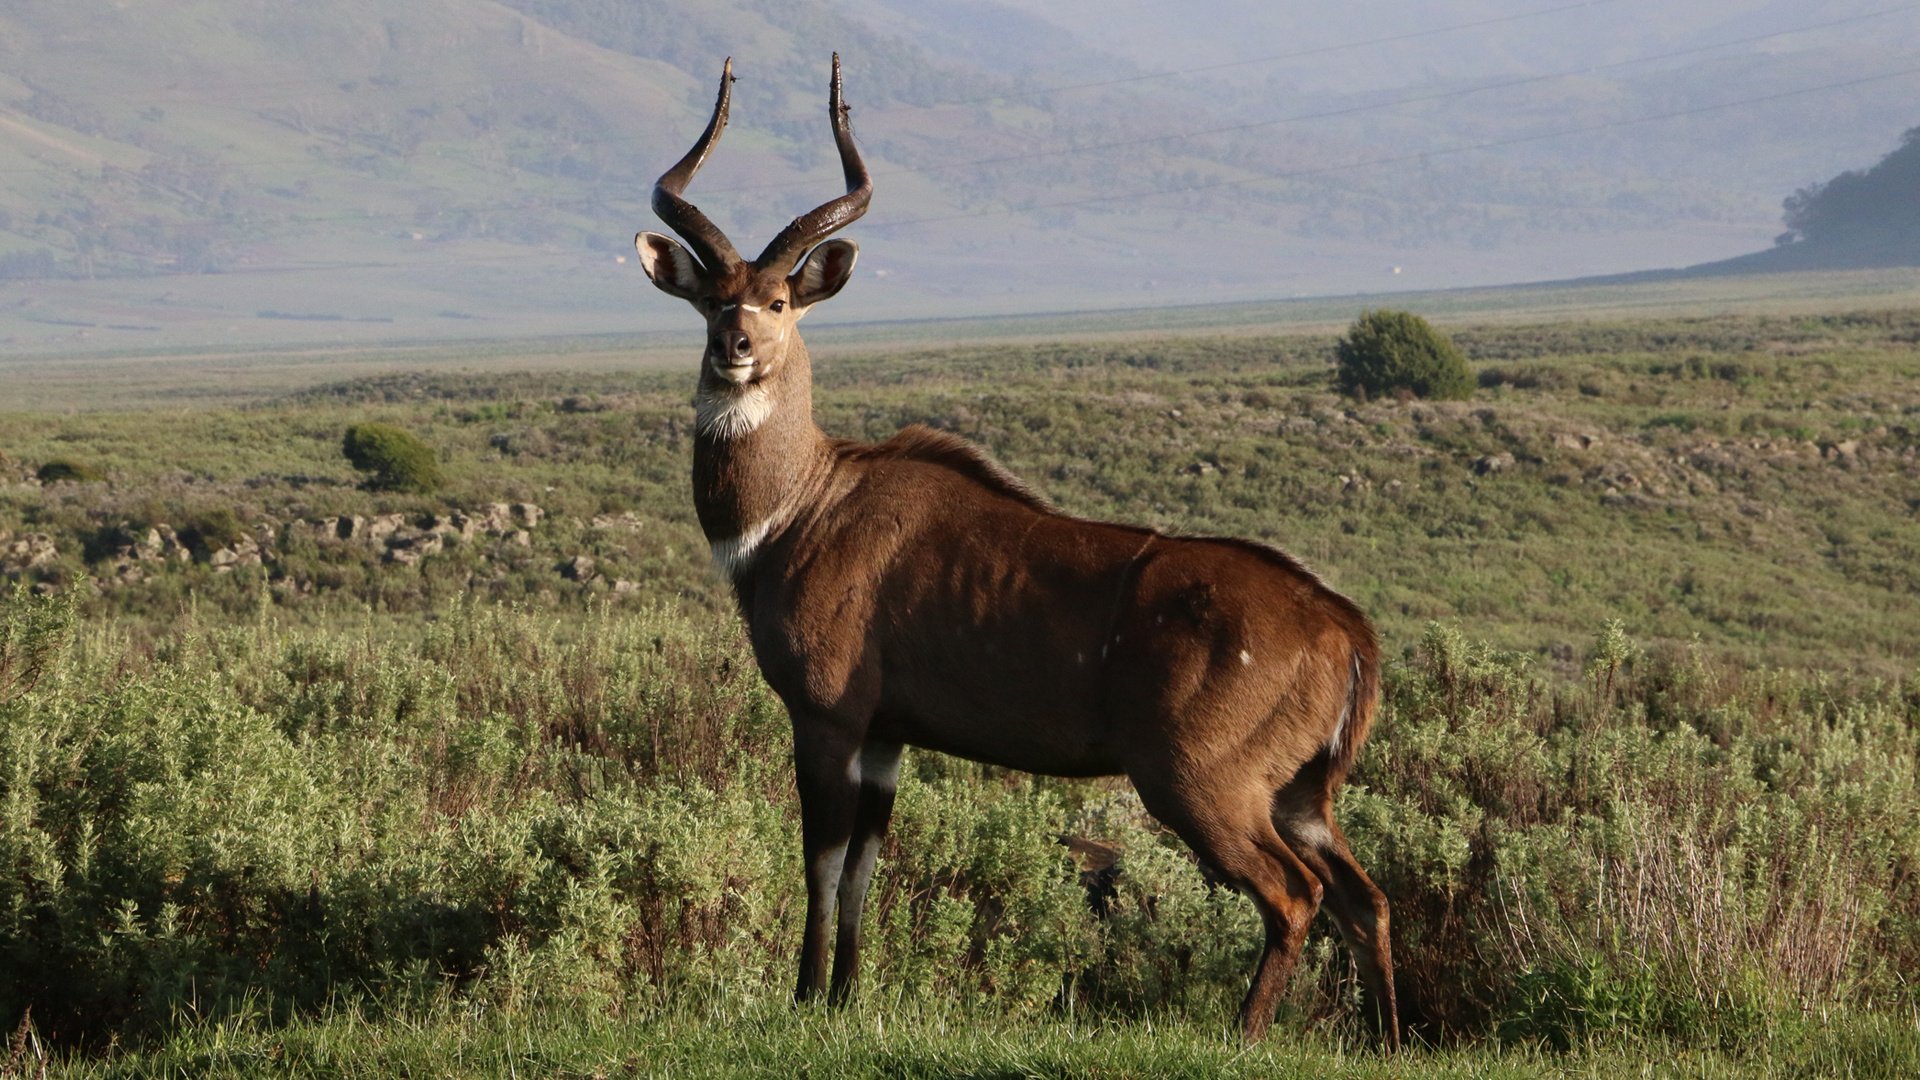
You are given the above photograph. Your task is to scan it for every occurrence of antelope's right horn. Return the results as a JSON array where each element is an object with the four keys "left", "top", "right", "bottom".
[{"left": 653, "top": 58, "right": 744, "bottom": 272}]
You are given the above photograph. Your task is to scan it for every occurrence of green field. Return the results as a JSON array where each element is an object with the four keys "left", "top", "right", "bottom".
[{"left": 4, "top": 294, "right": 1920, "bottom": 1076}]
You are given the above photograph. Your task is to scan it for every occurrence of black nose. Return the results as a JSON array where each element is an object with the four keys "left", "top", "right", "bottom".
[{"left": 719, "top": 330, "right": 752, "bottom": 361}]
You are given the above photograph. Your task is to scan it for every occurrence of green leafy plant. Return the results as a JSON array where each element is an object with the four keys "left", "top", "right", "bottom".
[
  {"left": 34, "top": 458, "right": 104, "bottom": 483},
  {"left": 342, "top": 422, "right": 443, "bottom": 493},
  {"left": 1336, "top": 310, "right": 1475, "bottom": 401}
]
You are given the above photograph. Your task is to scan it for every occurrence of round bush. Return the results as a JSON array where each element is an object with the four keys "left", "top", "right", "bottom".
[
  {"left": 342, "top": 422, "right": 443, "bottom": 493},
  {"left": 35, "top": 458, "right": 105, "bottom": 484},
  {"left": 1336, "top": 310, "right": 1475, "bottom": 401}
]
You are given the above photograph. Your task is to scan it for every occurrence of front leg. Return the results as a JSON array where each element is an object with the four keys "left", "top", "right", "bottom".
[
  {"left": 792, "top": 721, "right": 863, "bottom": 1001},
  {"left": 830, "top": 740, "right": 903, "bottom": 1002}
]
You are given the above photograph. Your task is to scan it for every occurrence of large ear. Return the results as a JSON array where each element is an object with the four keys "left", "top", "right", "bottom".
[
  {"left": 788, "top": 239, "right": 858, "bottom": 310},
  {"left": 635, "top": 231, "right": 706, "bottom": 301}
]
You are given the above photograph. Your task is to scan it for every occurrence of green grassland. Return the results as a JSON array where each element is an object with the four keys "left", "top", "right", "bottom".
[
  {"left": 4, "top": 308, "right": 1920, "bottom": 1076},
  {"left": 6, "top": 306, "right": 1920, "bottom": 668}
]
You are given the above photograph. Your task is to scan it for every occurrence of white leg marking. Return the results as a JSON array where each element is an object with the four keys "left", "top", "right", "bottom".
[
  {"left": 1286, "top": 816, "right": 1337, "bottom": 851},
  {"left": 860, "top": 742, "right": 903, "bottom": 794}
]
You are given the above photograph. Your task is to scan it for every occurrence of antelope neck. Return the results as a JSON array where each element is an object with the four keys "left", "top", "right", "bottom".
[{"left": 692, "top": 343, "right": 837, "bottom": 576}]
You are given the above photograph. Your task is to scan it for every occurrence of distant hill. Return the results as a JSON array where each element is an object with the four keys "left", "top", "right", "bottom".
[
  {"left": 1631, "top": 127, "right": 1920, "bottom": 279},
  {"left": 0, "top": 1, "right": 1914, "bottom": 351}
]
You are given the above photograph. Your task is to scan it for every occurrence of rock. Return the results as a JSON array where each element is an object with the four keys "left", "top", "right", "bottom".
[
  {"left": 2, "top": 533, "right": 58, "bottom": 576},
  {"left": 1473, "top": 452, "right": 1516, "bottom": 475},
  {"left": 335, "top": 515, "right": 366, "bottom": 540},
  {"left": 1180, "top": 461, "right": 1216, "bottom": 476},
  {"left": 562, "top": 555, "right": 598, "bottom": 582},
  {"left": 364, "top": 514, "right": 406, "bottom": 541},
  {"left": 509, "top": 529, "right": 531, "bottom": 547},
  {"left": 428, "top": 514, "right": 471, "bottom": 539},
  {"left": 154, "top": 525, "right": 189, "bottom": 563},
  {"left": 386, "top": 531, "right": 444, "bottom": 563},
  {"left": 591, "top": 512, "right": 646, "bottom": 532},
  {"left": 471, "top": 503, "right": 515, "bottom": 534},
  {"left": 511, "top": 503, "right": 543, "bottom": 528},
  {"left": 612, "top": 579, "right": 639, "bottom": 594}
]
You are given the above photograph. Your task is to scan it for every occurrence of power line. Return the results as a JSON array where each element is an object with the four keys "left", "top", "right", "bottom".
[
  {"left": 865, "top": 62, "right": 1920, "bottom": 231},
  {"left": 0, "top": 1, "right": 1907, "bottom": 206},
  {"left": 9, "top": 4, "right": 1903, "bottom": 239},
  {"left": 696, "top": 4, "right": 1916, "bottom": 198},
  {"left": 132, "top": 57, "right": 1920, "bottom": 279},
  {"left": 885, "top": 0, "right": 1634, "bottom": 109}
]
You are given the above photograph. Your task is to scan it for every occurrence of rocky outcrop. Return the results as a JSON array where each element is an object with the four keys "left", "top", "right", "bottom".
[
  {"left": 288, "top": 503, "right": 544, "bottom": 566},
  {"left": 2, "top": 533, "right": 58, "bottom": 577}
]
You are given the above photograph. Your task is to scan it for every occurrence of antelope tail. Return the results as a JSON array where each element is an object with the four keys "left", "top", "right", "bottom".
[{"left": 1328, "top": 643, "right": 1381, "bottom": 779}]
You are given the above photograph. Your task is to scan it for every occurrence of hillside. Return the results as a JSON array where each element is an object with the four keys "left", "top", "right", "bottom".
[
  {"left": 0, "top": 1, "right": 1914, "bottom": 352},
  {"left": 1598, "top": 125, "right": 1920, "bottom": 280}
]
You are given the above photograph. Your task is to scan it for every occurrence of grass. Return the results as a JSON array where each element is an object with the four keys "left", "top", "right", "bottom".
[
  {"left": 15, "top": 306, "right": 1917, "bottom": 669},
  {"left": 4, "top": 308, "right": 1920, "bottom": 1074},
  {"left": 21, "top": 1001, "right": 1920, "bottom": 1079}
]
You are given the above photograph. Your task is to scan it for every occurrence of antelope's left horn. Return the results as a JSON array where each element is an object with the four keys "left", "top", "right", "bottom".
[{"left": 755, "top": 53, "right": 872, "bottom": 274}]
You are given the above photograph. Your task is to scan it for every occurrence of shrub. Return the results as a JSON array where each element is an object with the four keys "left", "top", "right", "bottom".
[
  {"left": 342, "top": 422, "right": 443, "bottom": 493},
  {"left": 180, "top": 505, "right": 245, "bottom": 552},
  {"left": 35, "top": 458, "right": 104, "bottom": 483},
  {"left": 1335, "top": 310, "right": 1475, "bottom": 400}
]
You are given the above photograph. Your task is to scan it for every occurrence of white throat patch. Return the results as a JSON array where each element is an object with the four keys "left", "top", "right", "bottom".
[
  {"left": 695, "top": 384, "right": 773, "bottom": 440},
  {"left": 709, "top": 514, "right": 777, "bottom": 578}
]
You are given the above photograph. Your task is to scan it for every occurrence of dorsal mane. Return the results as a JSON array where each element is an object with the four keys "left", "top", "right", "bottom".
[
  {"left": 848, "top": 424, "right": 1055, "bottom": 512},
  {"left": 1201, "top": 535, "right": 1377, "bottom": 639}
]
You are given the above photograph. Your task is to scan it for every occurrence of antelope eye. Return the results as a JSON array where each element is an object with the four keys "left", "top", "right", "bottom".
[{"left": 769, "top": 299, "right": 786, "bottom": 313}]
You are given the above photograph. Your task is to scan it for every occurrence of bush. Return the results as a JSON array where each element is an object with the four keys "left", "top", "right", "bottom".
[
  {"left": 342, "top": 422, "right": 443, "bottom": 493},
  {"left": 1335, "top": 310, "right": 1475, "bottom": 400},
  {"left": 35, "top": 458, "right": 104, "bottom": 484}
]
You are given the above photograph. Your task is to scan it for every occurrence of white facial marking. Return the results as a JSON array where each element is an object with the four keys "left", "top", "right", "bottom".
[
  {"left": 1239, "top": 650, "right": 1252, "bottom": 666},
  {"left": 696, "top": 384, "right": 773, "bottom": 438},
  {"left": 709, "top": 514, "right": 775, "bottom": 578}
]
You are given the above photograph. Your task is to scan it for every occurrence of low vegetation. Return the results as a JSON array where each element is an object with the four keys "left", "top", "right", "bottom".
[
  {"left": 2, "top": 308, "right": 1920, "bottom": 1074},
  {"left": 1336, "top": 309, "right": 1475, "bottom": 401},
  {"left": 341, "top": 422, "right": 444, "bottom": 494}
]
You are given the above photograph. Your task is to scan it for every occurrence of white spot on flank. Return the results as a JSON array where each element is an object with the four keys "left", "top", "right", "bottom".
[
  {"left": 696, "top": 384, "right": 772, "bottom": 439},
  {"left": 709, "top": 515, "right": 775, "bottom": 578},
  {"left": 1239, "top": 650, "right": 1252, "bottom": 666}
]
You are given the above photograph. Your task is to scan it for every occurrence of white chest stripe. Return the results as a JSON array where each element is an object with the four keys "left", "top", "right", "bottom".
[
  {"left": 709, "top": 514, "right": 776, "bottom": 578},
  {"left": 695, "top": 385, "right": 772, "bottom": 439}
]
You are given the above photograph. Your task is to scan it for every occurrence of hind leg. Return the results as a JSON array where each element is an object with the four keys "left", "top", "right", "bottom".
[
  {"left": 1273, "top": 766, "right": 1400, "bottom": 1049},
  {"left": 1132, "top": 779, "right": 1325, "bottom": 1041}
]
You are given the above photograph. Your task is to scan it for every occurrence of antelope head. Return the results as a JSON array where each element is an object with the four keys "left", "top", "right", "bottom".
[{"left": 636, "top": 56, "right": 871, "bottom": 438}]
